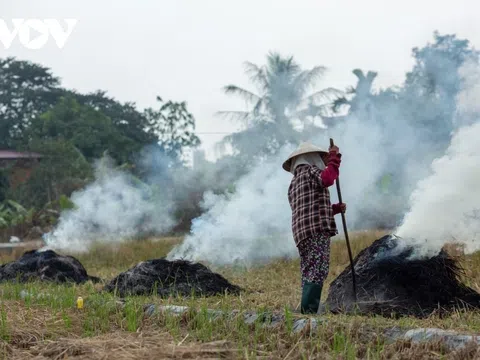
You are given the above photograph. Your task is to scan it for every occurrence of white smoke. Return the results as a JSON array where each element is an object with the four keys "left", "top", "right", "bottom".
[
  {"left": 43, "top": 156, "right": 176, "bottom": 252},
  {"left": 42, "top": 44, "right": 478, "bottom": 264},
  {"left": 167, "top": 113, "right": 392, "bottom": 265},
  {"left": 324, "top": 114, "right": 391, "bottom": 228},
  {"left": 167, "top": 147, "right": 297, "bottom": 265},
  {"left": 168, "top": 61, "right": 480, "bottom": 266},
  {"left": 396, "top": 61, "right": 480, "bottom": 257}
]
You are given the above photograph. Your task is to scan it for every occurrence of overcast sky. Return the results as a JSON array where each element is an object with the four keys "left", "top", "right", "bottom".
[{"left": 1, "top": 0, "right": 479, "bottom": 160}]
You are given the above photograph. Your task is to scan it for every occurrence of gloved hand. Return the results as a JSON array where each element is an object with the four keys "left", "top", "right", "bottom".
[
  {"left": 332, "top": 203, "right": 347, "bottom": 215},
  {"left": 328, "top": 145, "right": 342, "bottom": 167},
  {"left": 319, "top": 146, "right": 342, "bottom": 187}
]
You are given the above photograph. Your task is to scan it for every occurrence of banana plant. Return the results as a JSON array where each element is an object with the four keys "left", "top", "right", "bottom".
[{"left": 0, "top": 200, "right": 35, "bottom": 228}]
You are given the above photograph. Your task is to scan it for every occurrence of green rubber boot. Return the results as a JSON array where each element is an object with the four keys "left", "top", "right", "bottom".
[{"left": 301, "top": 282, "right": 322, "bottom": 314}]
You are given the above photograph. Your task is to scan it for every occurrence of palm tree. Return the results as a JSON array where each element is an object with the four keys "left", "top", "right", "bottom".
[
  {"left": 217, "top": 52, "right": 342, "bottom": 157},
  {"left": 326, "top": 69, "right": 378, "bottom": 128}
]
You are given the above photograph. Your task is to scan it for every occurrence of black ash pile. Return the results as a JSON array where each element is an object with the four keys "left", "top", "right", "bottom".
[
  {"left": 326, "top": 235, "right": 480, "bottom": 318},
  {"left": 103, "top": 258, "right": 242, "bottom": 298},
  {"left": 0, "top": 249, "right": 100, "bottom": 284}
]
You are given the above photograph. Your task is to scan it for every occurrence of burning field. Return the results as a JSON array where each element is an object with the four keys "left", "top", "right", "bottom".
[
  {"left": 2, "top": 234, "right": 480, "bottom": 321},
  {"left": 1, "top": 233, "right": 480, "bottom": 359},
  {"left": 326, "top": 235, "right": 480, "bottom": 318},
  {"left": 0, "top": 247, "right": 242, "bottom": 299}
]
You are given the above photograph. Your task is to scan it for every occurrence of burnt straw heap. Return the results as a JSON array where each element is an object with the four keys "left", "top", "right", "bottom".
[
  {"left": 0, "top": 249, "right": 100, "bottom": 284},
  {"left": 103, "top": 258, "right": 242, "bottom": 298},
  {"left": 326, "top": 235, "right": 480, "bottom": 318}
]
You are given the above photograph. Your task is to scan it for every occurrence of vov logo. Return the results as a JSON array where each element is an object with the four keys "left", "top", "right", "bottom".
[{"left": 0, "top": 19, "right": 78, "bottom": 50}]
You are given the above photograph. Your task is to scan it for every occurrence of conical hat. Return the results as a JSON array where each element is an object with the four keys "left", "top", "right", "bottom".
[{"left": 282, "top": 142, "right": 328, "bottom": 172}]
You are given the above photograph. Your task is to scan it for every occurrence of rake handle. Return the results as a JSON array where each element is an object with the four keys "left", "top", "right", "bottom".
[{"left": 329, "top": 138, "right": 357, "bottom": 302}]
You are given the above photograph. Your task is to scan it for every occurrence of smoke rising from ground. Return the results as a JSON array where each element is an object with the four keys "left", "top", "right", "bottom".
[
  {"left": 167, "top": 147, "right": 297, "bottom": 265},
  {"left": 43, "top": 35, "right": 480, "bottom": 265},
  {"left": 168, "top": 58, "right": 480, "bottom": 265},
  {"left": 43, "top": 157, "right": 176, "bottom": 252},
  {"left": 166, "top": 78, "right": 442, "bottom": 266},
  {"left": 324, "top": 114, "right": 393, "bottom": 229},
  {"left": 396, "top": 62, "right": 480, "bottom": 258},
  {"left": 167, "top": 111, "right": 407, "bottom": 265},
  {"left": 43, "top": 146, "right": 248, "bottom": 253}
]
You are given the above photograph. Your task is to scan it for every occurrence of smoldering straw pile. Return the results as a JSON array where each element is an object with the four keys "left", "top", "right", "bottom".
[{"left": 325, "top": 235, "right": 480, "bottom": 318}]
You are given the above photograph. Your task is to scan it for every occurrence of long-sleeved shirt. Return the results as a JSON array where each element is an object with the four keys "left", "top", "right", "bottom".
[{"left": 288, "top": 151, "right": 342, "bottom": 245}]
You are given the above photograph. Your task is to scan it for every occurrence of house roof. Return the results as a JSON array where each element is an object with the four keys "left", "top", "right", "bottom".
[{"left": 0, "top": 150, "right": 42, "bottom": 159}]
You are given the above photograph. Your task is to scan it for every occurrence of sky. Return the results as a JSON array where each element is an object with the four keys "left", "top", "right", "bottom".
[{"left": 1, "top": 0, "right": 479, "bottom": 161}]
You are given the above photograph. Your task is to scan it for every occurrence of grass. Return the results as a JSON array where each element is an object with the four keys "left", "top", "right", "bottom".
[{"left": 0, "top": 230, "right": 480, "bottom": 359}]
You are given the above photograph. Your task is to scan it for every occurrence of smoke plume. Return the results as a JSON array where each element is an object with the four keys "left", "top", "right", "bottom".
[
  {"left": 167, "top": 146, "right": 297, "bottom": 265},
  {"left": 43, "top": 156, "right": 176, "bottom": 252},
  {"left": 168, "top": 55, "right": 480, "bottom": 266},
  {"left": 396, "top": 61, "right": 480, "bottom": 258},
  {"left": 44, "top": 34, "right": 480, "bottom": 266},
  {"left": 167, "top": 111, "right": 399, "bottom": 266}
]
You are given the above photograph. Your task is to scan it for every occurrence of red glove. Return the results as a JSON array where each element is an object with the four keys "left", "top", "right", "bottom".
[
  {"left": 332, "top": 203, "right": 346, "bottom": 215},
  {"left": 327, "top": 148, "right": 341, "bottom": 167},
  {"left": 320, "top": 150, "right": 342, "bottom": 187}
]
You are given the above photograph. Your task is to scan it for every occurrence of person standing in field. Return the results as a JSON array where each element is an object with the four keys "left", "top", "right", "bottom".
[{"left": 282, "top": 142, "right": 346, "bottom": 314}]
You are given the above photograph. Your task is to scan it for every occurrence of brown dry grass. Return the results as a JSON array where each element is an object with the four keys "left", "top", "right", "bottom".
[
  {"left": 5, "top": 333, "right": 236, "bottom": 360},
  {"left": 0, "top": 230, "right": 480, "bottom": 359}
]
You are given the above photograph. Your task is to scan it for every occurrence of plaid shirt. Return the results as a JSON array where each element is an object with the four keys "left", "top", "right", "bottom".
[{"left": 288, "top": 164, "right": 338, "bottom": 246}]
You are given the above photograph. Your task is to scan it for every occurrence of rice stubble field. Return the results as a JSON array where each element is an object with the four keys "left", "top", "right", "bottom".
[{"left": 1, "top": 230, "right": 480, "bottom": 359}]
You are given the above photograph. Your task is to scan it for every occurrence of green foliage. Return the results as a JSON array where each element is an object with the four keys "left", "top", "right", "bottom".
[
  {"left": 0, "top": 57, "right": 64, "bottom": 148},
  {"left": 0, "top": 57, "right": 201, "bottom": 165},
  {"left": 144, "top": 96, "right": 201, "bottom": 164},
  {"left": 28, "top": 95, "right": 136, "bottom": 163},
  {"left": 402, "top": 31, "right": 480, "bottom": 142},
  {"left": 0, "top": 169, "right": 9, "bottom": 202},
  {"left": 74, "top": 90, "right": 160, "bottom": 162},
  {"left": 0, "top": 200, "right": 35, "bottom": 228},
  {"left": 0, "top": 195, "right": 78, "bottom": 232},
  {"left": 0, "top": 304, "right": 9, "bottom": 341},
  {"left": 0, "top": 58, "right": 203, "bottom": 235},
  {"left": 58, "top": 194, "right": 75, "bottom": 210},
  {"left": 10, "top": 139, "right": 92, "bottom": 208}
]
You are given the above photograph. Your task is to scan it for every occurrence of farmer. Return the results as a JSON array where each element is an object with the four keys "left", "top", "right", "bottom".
[{"left": 282, "top": 142, "right": 346, "bottom": 314}]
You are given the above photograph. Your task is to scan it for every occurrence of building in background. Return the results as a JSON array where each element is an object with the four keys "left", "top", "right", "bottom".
[{"left": 0, "top": 150, "right": 42, "bottom": 189}]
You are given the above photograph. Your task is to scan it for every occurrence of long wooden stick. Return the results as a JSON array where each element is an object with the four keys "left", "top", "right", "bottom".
[{"left": 330, "top": 138, "right": 357, "bottom": 302}]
